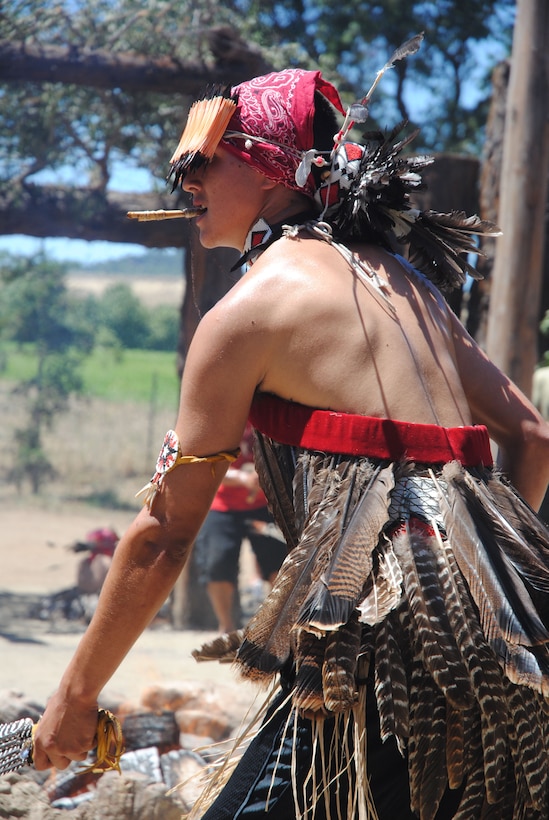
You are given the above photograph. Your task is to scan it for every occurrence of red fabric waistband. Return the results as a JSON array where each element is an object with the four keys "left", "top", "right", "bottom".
[{"left": 249, "top": 393, "right": 493, "bottom": 467}]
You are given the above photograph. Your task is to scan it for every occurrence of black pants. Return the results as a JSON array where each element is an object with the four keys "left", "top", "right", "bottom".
[
  {"left": 195, "top": 508, "right": 287, "bottom": 584},
  {"left": 201, "top": 674, "right": 463, "bottom": 819}
]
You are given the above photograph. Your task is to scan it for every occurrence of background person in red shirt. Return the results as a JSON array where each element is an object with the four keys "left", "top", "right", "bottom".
[{"left": 193, "top": 422, "right": 286, "bottom": 632}]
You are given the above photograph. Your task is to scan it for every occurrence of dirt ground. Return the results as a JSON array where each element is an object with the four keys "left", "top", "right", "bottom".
[{"left": 0, "top": 501, "right": 259, "bottom": 712}]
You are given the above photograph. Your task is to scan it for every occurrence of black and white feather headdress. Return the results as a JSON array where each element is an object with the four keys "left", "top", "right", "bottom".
[{"left": 298, "top": 34, "right": 501, "bottom": 292}]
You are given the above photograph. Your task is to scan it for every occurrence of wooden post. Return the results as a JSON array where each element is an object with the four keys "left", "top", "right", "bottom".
[{"left": 485, "top": 0, "right": 549, "bottom": 394}]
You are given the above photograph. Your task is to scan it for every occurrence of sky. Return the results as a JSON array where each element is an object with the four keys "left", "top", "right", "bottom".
[{"left": 0, "top": 235, "right": 149, "bottom": 265}]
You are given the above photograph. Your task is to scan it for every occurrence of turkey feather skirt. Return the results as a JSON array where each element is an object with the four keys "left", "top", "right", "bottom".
[{"left": 191, "top": 395, "right": 549, "bottom": 820}]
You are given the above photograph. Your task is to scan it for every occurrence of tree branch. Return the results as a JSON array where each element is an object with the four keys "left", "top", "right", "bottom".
[
  {"left": 0, "top": 27, "right": 272, "bottom": 95},
  {"left": 0, "top": 183, "right": 190, "bottom": 248}
]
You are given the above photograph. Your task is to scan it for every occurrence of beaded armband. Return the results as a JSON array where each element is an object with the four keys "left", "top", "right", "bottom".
[{"left": 136, "top": 429, "right": 240, "bottom": 510}]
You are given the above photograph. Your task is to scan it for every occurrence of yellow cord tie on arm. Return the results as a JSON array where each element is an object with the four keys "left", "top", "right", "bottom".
[{"left": 136, "top": 429, "right": 240, "bottom": 510}]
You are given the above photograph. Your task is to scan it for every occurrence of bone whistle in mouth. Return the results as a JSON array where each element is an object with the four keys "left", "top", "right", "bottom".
[{"left": 126, "top": 207, "right": 206, "bottom": 221}]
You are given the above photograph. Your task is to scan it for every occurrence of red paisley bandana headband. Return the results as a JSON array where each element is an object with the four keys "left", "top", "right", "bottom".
[
  {"left": 148, "top": 37, "right": 500, "bottom": 293},
  {"left": 169, "top": 69, "right": 345, "bottom": 198}
]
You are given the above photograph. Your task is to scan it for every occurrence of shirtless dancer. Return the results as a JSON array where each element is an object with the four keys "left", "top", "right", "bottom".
[{"left": 34, "top": 44, "right": 549, "bottom": 820}]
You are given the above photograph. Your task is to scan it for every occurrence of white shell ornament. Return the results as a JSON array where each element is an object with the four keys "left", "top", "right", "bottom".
[{"left": 295, "top": 149, "right": 319, "bottom": 189}]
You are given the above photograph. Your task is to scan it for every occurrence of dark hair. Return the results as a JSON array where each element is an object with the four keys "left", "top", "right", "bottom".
[
  {"left": 310, "top": 90, "right": 340, "bottom": 187},
  {"left": 313, "top": 90, "right": 340, "bottom": 150}
]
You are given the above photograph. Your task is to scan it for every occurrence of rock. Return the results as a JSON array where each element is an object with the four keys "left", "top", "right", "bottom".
[
  {"left": 140, "top": 680, "right": 251, "bottom": 740},
  {"left": 119, "top": 747, "right": 163, "bottom": 782},
  {"left": 97, "top": 690, "right": 137, "bottom": 718},
  {"left": 0, "top": 681, "right": 256, "bottom": 818},
  {"left": 140, "top": 681, "right": 205, "bottom": 713},
  {"left": 0, "top": 772, "right": 68, "bottom": 819},
  {"left": 160, "top": 749, "right": 206, "bottom": 810},
  {"left": 50, "top": 792, "right": 95, "bottom": 811},
  {"left": 78, "top": 770, "right": 184, "bottom": 820},
  {"left": 121, "top": 710, "right": 179, "bottom": 752},
  {"left": 179, "top": 733, "right": 220, "bottom": 763},
  {"left": 0, "top": 690, "right": 43, "bottom": 724},
  {"left": 175, "top": 708, "right": 230, "bottom": 742},
  {"left": 42, "top": 757, "right": 99, "bottom": 803}
]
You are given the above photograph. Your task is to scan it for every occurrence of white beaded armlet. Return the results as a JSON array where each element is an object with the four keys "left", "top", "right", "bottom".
[{"left": 136, "top": 429, "right": 240, "bottom": 510}]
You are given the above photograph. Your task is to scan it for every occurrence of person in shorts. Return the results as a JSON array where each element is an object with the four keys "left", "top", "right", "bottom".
[{"left": 194, "top": 422, "right": 286, "bottom": 632}]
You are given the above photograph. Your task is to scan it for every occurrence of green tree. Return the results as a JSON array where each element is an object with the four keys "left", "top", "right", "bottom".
[
  {"left": 0, "top": 0, "right": 265, "bottom": 194},
  {"left": 0, "top": 255, "right": 94, "bottom": 352},
  {"left": 97, "top": 282, "right": 150, "bottom": 349},
  {"left": 0, "top": 254, "right": 92, "bottom": 492},
  {"left": 0, "top": 1, "right": 514, "bottom": 209},
  {"left": 92, "top": 283, "right": 179, "bottom": 351},
  {"left": 241, "top": 0, "right": 515, "bottom": 152},
  {"left": 146, "top": 304, "right": 179, "bottom": 351}
]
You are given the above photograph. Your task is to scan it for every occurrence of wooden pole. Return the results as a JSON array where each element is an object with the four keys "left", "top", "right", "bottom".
[{"left": 485, "top": 0, "right": 549, "bottom": 394}]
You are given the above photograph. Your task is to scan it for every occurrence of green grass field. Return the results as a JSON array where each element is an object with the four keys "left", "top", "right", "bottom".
[{"left": 0, "top": 343, "right": 181, "bottom": 408}]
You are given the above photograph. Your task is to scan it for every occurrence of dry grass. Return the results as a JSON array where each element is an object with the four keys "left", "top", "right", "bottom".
[
  {"left": 0, "top": 270, "right": 184, "bottom": 512},
  {"left": 0, "top": 382, "right": 178, "bottom": 510},
  {"left": 66, "top": 271, "right": 184, "bottom": 308}
]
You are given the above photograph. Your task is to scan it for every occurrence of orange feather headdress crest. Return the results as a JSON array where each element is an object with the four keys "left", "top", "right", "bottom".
[{"left": 169, "top": 89, "right": 237, "bottom": 187}]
